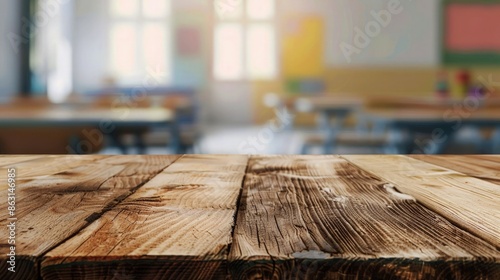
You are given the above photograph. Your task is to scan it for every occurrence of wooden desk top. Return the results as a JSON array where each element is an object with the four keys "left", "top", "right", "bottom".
[
  {"left": 280, "top": 95, "right": 500, "bottom": 115},
  {"left": 280, "top": 96, "right": 363, "bottom": 112},
  {"left": 0, "top": 107, "right": 174, "bottom": 126},
  {"left": 0, "top": 155, "right": 499, "bottom": 279},
  {"left": 366, "top": 107, "right": 500, "bottom": 124}
]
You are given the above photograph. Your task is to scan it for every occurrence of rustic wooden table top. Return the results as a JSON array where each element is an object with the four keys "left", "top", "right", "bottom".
[{"left": 0, "top": 155, "right": 499, "bottom": 280}]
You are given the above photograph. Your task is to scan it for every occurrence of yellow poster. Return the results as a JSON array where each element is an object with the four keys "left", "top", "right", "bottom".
[{"left": 282, "top": 16, "right": 325, "bottom": 78}]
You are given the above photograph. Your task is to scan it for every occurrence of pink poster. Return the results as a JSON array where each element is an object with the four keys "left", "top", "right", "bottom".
[
  {"left": 446, "top": 4, "right": 500, "bottom": 51},
  {"left": 177, "top": 27, "right": 201, "bottom": 56}
]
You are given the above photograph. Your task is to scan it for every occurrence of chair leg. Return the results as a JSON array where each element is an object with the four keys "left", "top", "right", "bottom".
[
  {"left": 108, "top": 132, "right": 127, "bottom": 154},
  {"left": 301, "top": 144, "right": 309, "bottom": 155},
  {"left": 134, "top": 132, "right": 146, "bottom": 154},
  {"left": 491, "top": 127, "right": 500, "bottom": 154}
]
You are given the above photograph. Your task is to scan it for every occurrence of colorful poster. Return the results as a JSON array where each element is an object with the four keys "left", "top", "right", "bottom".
[
  {"left": 446, "top": 4, "right": 500, "bottom": 51},
  {"left": 177, "top": 27, "right": 201, "bottom": 56}
]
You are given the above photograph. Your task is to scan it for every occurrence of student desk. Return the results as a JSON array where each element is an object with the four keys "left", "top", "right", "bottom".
[
  {"left": 282, "top": 96, "right": 363, "bottom": 123},
  {"left": 0, "top": 107, "right": 179, "bottom": 154},
  {"left": 279, "top": 96, "right": 364, "bottom": 152},
  {"left": 0, "top": 155, "right": 498, "bottom": 279},
  {"left": 365, "top": 107, "right": 500, "bottom": 154}
]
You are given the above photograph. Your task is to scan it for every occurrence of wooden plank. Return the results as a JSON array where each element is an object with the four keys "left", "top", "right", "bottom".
[
  {"left": 411, "top": 155, "right": 500, "bottom": 185},
  {"left": 42, "top": 155, "right": 248, "bottom": 280},
  {"left": 0, "top": 155, "right": 107, "bottom": 182},
  {"left": 229, "top": 155, "right": 500, "bottom": 279},
  {"left": 343, "top": 155, "right": 500, "bottom": 249},
  {"left": 0, "top": 155, "right": 179, "bottom": 280},
  {"left": 0, "top": 156, "right": 44, "bottom": 167},
  {"left": 451, "top": 155, "right": 500, "bottom": 166},
  {"left": 467, "top": 155, "right": 500, "bottom": 163}
]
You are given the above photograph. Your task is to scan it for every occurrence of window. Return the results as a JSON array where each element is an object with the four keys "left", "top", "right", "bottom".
[
  {"left": 109, "top": 0, "right": 171, "bottom": 85},
  {"left": 214, "top": 0, "right": 277, "bottom": 80}
]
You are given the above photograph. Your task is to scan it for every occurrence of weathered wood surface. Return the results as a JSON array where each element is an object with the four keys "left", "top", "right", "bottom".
[
  {"left": 344, "top": 155, "right": 500, "bottom": 249},
  {"left": 411, "top": 155, "right": 500, "bottom": 184},
  {"left": 0, "top": 155, "right": 43, "bottom": 167},
  {"left": 0, "top": 155, "right": 179, "bottom": 280},
  {"left": 42, "top": 155, "right": 248, "bottom": 280},
  {"left": 0, "top": 155, "right": 498, "bottom": 279},
  {"left": 229, "top": 155, "right": 499, "bottom": 279},
  {"left": 0, "top": 155, "right": 107, "bottom": 181}
]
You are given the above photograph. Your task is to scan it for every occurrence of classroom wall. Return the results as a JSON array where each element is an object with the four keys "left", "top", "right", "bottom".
[
  {"left": 51, "top": 0, "right": 500, "bottom": 125},
  {"left": 0, "top": 0, "right": 21, "bottom": 99},
  {"left": 72, "top": 0, "right": 209, "bottom": 93},
  {"left": 252, "top": 0, "right": 500, "bottom": 124},
  {"left": 253, "top": 67, "right": 500, "bottom": 124},
  {"left": 326, "top": 0, "right": 439, "bottom": 66},
  {"left": 280, "top": 0, "right": 439, "bottom": 67},
  {"left": 69, "top": 0, "right": 443, "bottom": 123},
  {"left": 72, "top": 0, "right": 116, "bottom": 92},
  {"left": 171, "top": 0, "right": 211, "bottom": 122}
]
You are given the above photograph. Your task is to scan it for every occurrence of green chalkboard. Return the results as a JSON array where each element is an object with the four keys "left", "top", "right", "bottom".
[{"left": 441, "top": 0, "right": 500, "bottom": 66}]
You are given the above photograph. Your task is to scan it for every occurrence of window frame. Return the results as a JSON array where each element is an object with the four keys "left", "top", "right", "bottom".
[
  {"left": 213, "top": 0, "right": 279, "bottom": 81},
  {"left": 108, "top": 0, "right": 172, "bottom": 86}
]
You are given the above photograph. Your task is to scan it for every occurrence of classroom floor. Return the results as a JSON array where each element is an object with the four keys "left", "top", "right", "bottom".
[
  {"left": 96, "top": 125, "right": 422, "bottom": 155},
  {"left": 100, "top": 125, "right": 304, "bottom": 155},
  {"left": 99, "top": 125, "right": 487, "bottom": 155}
]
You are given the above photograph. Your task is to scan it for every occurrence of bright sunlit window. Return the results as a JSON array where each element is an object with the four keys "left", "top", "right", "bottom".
[
  {"left": 109, "top": 0, "right": 171, "bottom": 85},
  {"left": 214, "top": 0, "right": 277, "bottom": 80}
]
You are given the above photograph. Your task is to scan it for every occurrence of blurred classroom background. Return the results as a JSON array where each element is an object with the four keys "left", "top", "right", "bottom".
[{"left": 1, "top": 0, "right": 500, "bottom": 155}]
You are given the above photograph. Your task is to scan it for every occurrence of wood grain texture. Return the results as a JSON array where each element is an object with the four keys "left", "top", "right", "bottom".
[
  {"left": 344, "top": 155, "right": 500, "bottom": 249},
  {"left": 229, "top": 155, "right": 500, "bottom": 279},
  {"left": 0, "top": 155, "right": 107, "bottom": 183},
  {"left": 1, "top": 155, "right": 499, "bottom": 279},
  {"left": 0, "top": 155, "right": 179, "bottom": 280},
  {"left": 411, "top": 155, "right": 500, "bottom": 184},
  {"left": 0, "top": 156, "right": 43, "bottom": 167},
  {"left": 42, "top": 155, "right": 249, "bottom": 280}
]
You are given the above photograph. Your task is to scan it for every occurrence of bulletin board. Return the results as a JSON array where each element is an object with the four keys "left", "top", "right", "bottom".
[{"left": 442, "top": 0, "right": 500, "bottom": 65}]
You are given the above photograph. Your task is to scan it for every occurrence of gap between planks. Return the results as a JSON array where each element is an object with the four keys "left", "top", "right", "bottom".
[
  {"left": 0, "top": 155, "right": 182, "bottom": 280},
  {"left": 15, "top": 155, "right": 500, "bottom": 279},
  {"left": 41, "top": 155, "right": 250, "bottom": 279},
  {"left": 229, "top": 155, "right": 500, "bottom": 279},
  {"left": 227, "top": 156, "right": 251, "bottom": 261},
  {"left": 35, "top": 155, "right": 185, "bottom": 264}
]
